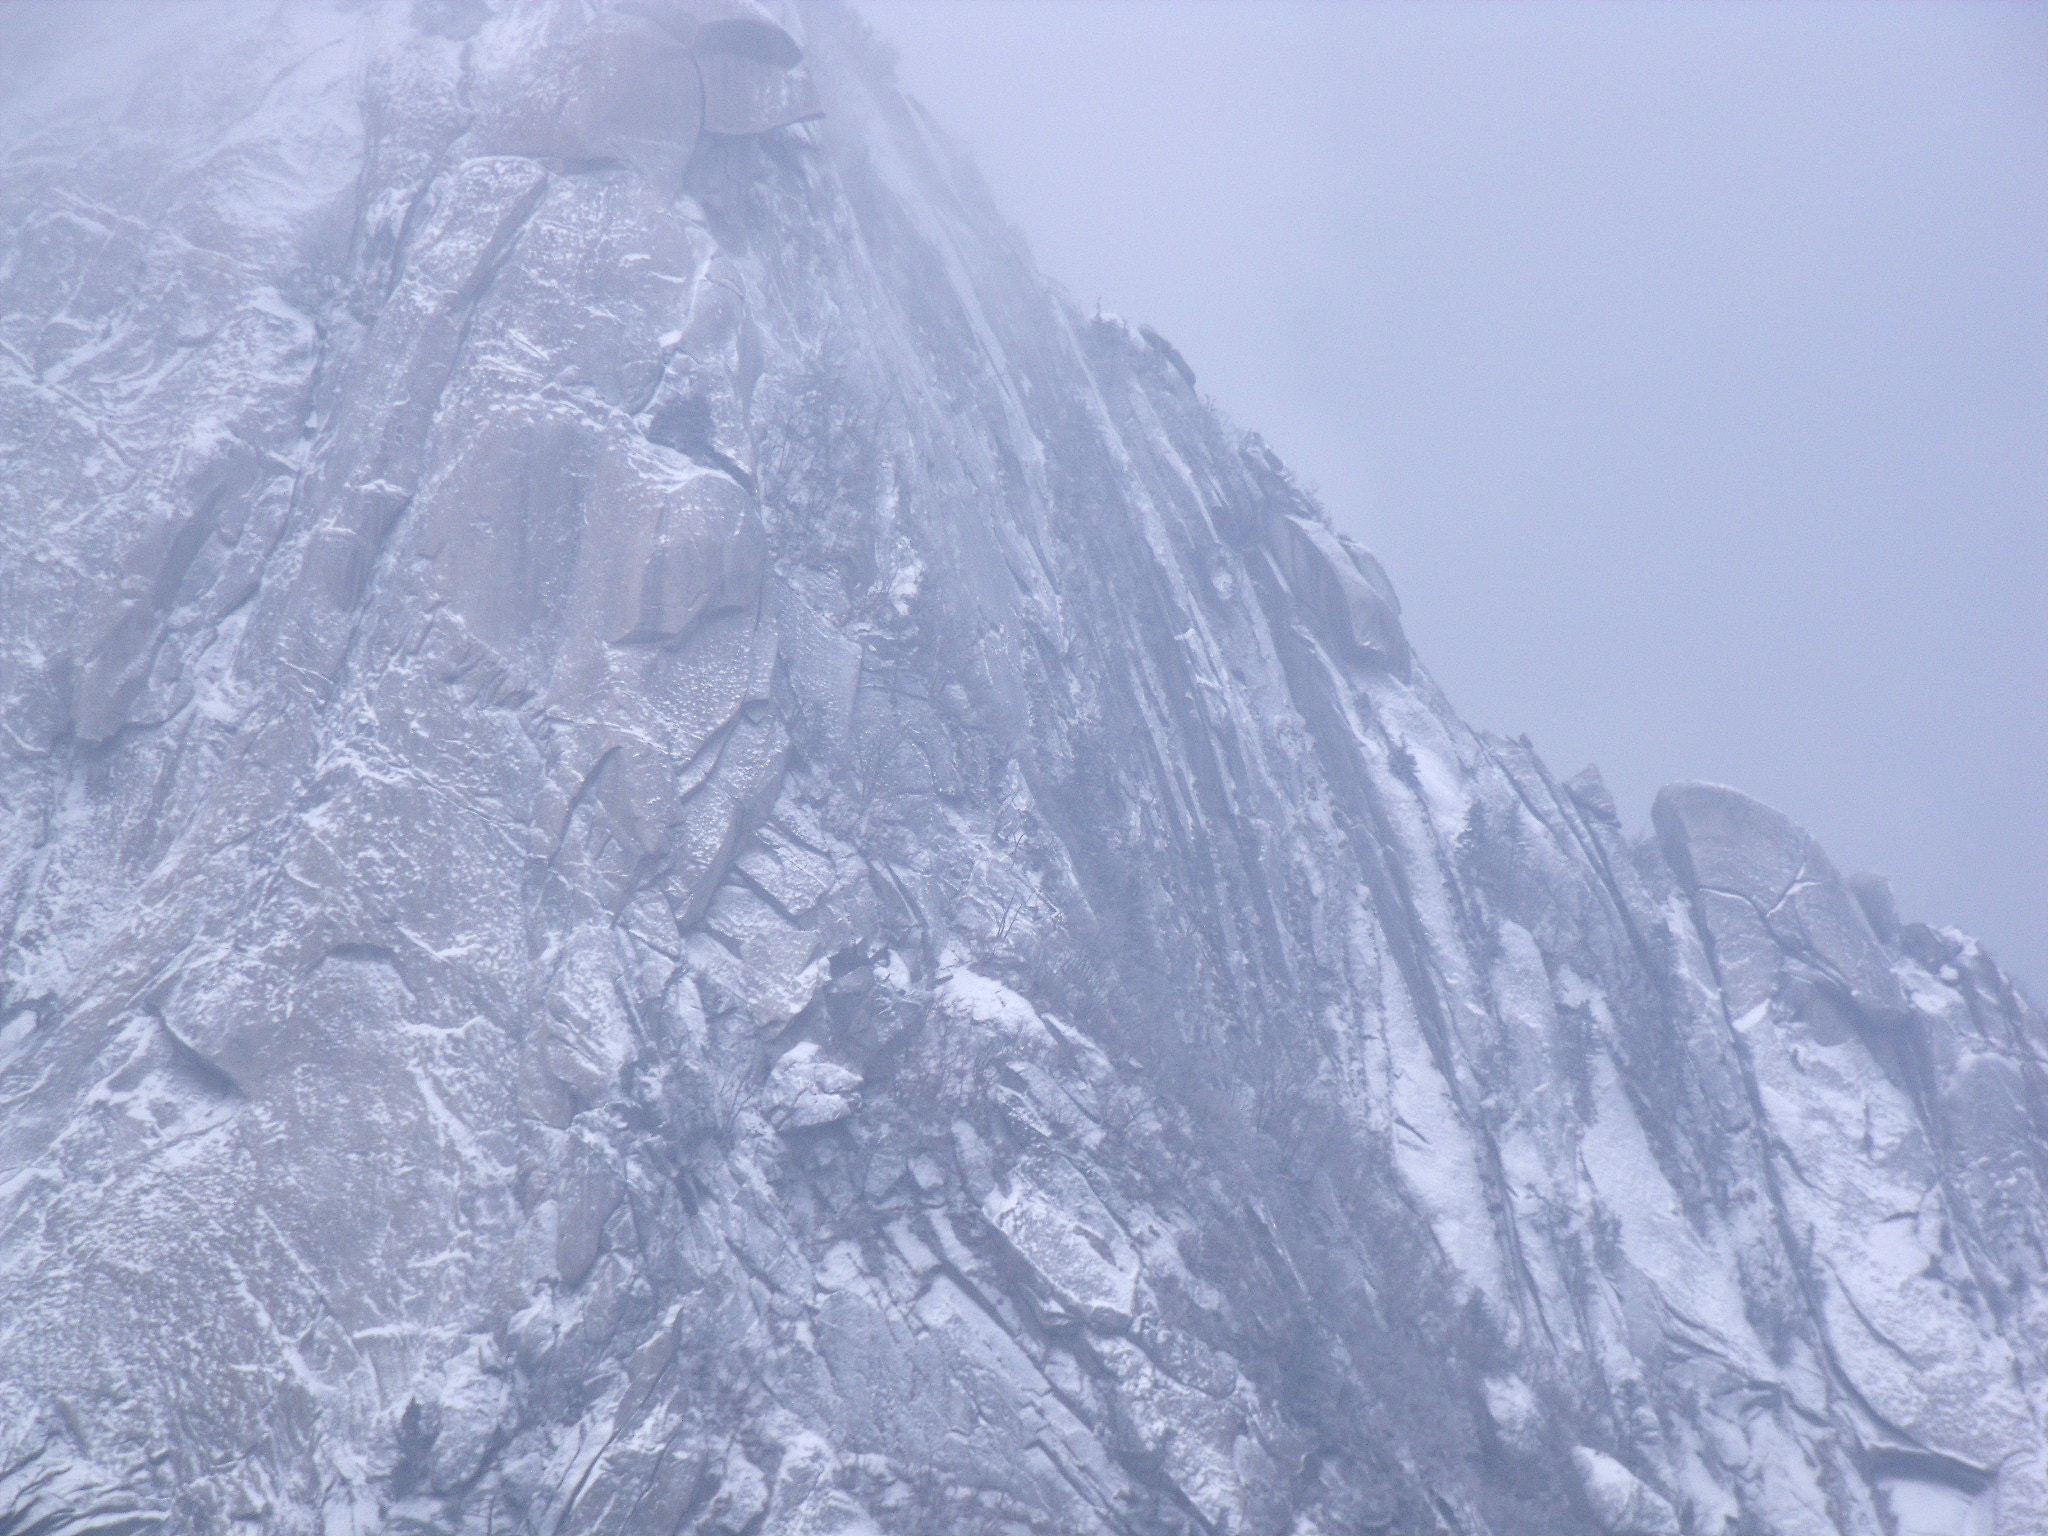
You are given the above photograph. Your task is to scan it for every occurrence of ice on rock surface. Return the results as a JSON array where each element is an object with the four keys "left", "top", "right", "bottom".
[{"left": 3, "top": 2, "right": 2048, "bottom": 1534}]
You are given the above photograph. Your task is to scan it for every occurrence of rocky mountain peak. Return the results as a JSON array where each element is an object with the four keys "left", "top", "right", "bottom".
[{"left": 1, "top": 4, "right": 2043, "bottom": 1534}]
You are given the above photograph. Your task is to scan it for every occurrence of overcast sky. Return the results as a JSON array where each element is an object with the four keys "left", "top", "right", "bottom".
[{"left": 854, "top": 0, "right": 2048, "bottom": 990}]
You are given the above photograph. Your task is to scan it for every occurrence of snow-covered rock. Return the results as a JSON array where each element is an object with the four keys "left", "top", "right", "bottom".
[
  {"left": 1573, "top": 1447, "right": 1683, "bottom": 1536},
  {"left": 3, "top": 3, "right": 2046, "bottom": 1533},
  {"left": 766, "top": 1039, "right": 862, "bottom": 1129}
]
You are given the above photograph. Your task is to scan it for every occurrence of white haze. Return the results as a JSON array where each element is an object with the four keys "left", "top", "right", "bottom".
[{"left": 857, "top": 0, "right": 2048, "bottom": 990}]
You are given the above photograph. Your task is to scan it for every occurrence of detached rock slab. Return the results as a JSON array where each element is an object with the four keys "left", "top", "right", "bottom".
[{"left": 983, "top": 1150, "right": 1141, "bottom": 1330}]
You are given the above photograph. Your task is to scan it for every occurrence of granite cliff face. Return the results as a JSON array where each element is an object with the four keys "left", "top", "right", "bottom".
[{"left": 3, "top": 5, "right": 2045, "bottom": 1534}]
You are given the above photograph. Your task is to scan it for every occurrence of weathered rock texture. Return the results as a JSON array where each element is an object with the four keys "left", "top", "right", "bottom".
[{"left": 2, "top": 5, "right": 2044, "bottom": 1534}]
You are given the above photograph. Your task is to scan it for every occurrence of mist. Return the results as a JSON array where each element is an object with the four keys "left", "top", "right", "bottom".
[{"left": 858, "top": 0, "right": 2048, "bottom": 988}]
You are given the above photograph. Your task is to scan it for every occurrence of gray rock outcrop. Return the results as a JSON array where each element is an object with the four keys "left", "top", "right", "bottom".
[{"left": 2, "top": 4, "right": 2043, "bottom": 1534}]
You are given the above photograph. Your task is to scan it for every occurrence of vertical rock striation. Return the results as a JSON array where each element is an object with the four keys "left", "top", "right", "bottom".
[{"left": 1, "top": 4, "right": 2042, "bottom": 1533}]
